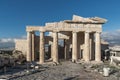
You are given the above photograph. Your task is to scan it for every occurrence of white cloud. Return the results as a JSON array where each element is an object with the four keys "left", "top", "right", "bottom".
[
  {"left": 116, "top": 29, "right": 120, "bottom": 32},
  {"left": 0, "top": 35, "right": 26, "bottom": 48},
  {"left": 101, "top": 29, "right": 120, "bottom": 46},
  {"left": 0, "top": 38, "right": 16, "bottom": 43},
  {"left": 21, "top": 35, "right": 27, "bottom": 39},
  {"left": 0, "top": 30, "right": 120, "bottom": 48}
]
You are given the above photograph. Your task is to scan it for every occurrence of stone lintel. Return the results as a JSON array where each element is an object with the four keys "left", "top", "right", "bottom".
[
  {"left": 71, "top": 15, "right": 107, "bottom": 24},
  {"left": 64, "top": 20, "right": 106, "bottom": 24},
  {"left": 26, "top": 26, "right": 44, "bottom": 32},
  {"left": 26, "top": 24, "right": 102, "bottom": 32},
  {"left": 96, "top": 31, "right": 101, "bottom": 33},
  {"left": 85, "top": 31, "right": 91, "bottom": 33},
  {"left": 72, "top": 30, "right": 79, "bottom": 33},
  {"left": 39, "top": 28, "right": 46, "bottom": 32},
  {"left": 53, "top": 30, "right": 60, "bottom": 33}
]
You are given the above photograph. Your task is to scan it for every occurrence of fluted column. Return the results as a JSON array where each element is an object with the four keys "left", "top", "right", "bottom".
[
  {"left": 72, "top": 32, "right": 78, "bottom": 62},
  {"left": 90, "top": 33, "right": 95, "bottom": 60},
  {"left": 53, "top": 31, "right": 59, "bottom": 63},
  {"left": 27, "top": 31, "right": 32, "bottom": 62},
  {"left": 39, "top": 31, "right": 45, "bottom": 64},
  {"left": 51, "top": 43, "right": 53, "bottom": 59},
  {"left": 84, "top": 32, "right": 90, "bottom": 61},
  {"left": 95, "top": 32, "right": 101, "bottom": 61},
  {"left": 31, "top": 32, "right": 35, "bottom": 61},
  {"left": 48, "top": 41, "right": 53, "bottom": 59},
  {"left": 64, "top": 40, "right": 70, "bottom": 60}
]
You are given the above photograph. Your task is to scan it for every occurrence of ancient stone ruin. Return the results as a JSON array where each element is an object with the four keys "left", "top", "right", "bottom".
[{"left": 15, "top": 15, "right": 107, "bottom": 64}]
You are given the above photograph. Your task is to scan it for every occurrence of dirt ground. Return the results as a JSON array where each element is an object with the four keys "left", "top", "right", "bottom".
[{"left": 0, "top": 61, "right": 120, "bottom": 80}]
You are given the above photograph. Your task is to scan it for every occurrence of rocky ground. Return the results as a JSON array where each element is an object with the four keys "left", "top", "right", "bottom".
[{"left": 0, "top": 61, "right": 120, "bottom": 80}]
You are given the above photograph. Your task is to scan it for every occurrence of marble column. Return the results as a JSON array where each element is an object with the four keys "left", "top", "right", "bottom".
[
  {"left": 90, "top": 33, "right": 95, "bottom": 60},
  {"left": 51, "top": 43, "right": 53, "bottom": 59},
  {"left": 72, "top": 32, "right": 78, "bottom": 62},
  {"left": 77, "top": 36, "right": 81, "bottom": 59},
  {"left": 64, "top": 40, "right": 70, "bottom": 60},
  {"left": 48, "top": 41, "right": 53, "bottom": 60},
  {"left": 27, "top": 31, "right": 32, "bottom": 62},
  {"left": 95, "top": 32, "right": 101, "bottom": 61},
  {"left": 84, "top": 32, "right": 90, "bottom": 61},
  {"left": 31, "top": 32, "right": 35, "bottom": 61},
  {"left": 39, "top": 31, "right": 45, "bottom": 64},
  {"left": 53, "top": 31, "right": 59, "bottom": 63}
]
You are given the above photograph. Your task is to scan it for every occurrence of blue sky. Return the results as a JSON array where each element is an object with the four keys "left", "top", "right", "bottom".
[{"left": 0, "top": 0, "right": 120, "bottom": 47}]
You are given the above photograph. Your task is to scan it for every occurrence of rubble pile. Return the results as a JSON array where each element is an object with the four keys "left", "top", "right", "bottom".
[{"left": 0, "top": 50, "right": 26, "bottom": 69}]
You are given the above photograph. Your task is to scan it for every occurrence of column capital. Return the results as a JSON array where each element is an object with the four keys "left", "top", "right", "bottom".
[
  {"left": 72, "top": 30, "right": 79, "bottom": 33},
  {"left": 53, "top": 30, "right": 59, "bottom": 33},
  {"left": 40, "top": 31, "right": 45, "bottom": 33},
  {"left": 39, "top": 28, "right": 46, "bottom": 32},
  {"left": 31, "top": 31, "right": 35, "bottom": 34},
  {"left": 27, "top": 30, "right": 33, "bottom": 33},
  {"left": 96, "top": 31, "right": 101, "bottom": 34},
  {"left": 85, "top": 31, "right": 91, "bottom": 33}
]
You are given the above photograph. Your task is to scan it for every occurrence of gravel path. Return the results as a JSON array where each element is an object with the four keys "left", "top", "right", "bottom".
[{"left": 0, "top": 61, "right": 119, "bottom": 80}]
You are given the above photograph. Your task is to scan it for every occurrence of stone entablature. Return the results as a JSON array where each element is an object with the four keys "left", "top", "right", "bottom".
[
  {"left": 26, "top": 15, "right": 107, "bottom": 33},
  {"left": 27, "top": 23, "right": 102, "bottom": 32},
  {"left": 71, "top": 15, "right": 107, "bottom": 24}
]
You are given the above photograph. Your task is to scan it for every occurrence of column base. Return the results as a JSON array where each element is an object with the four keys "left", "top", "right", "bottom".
[
  {"left": 53, "top": 61, "right": 59, "bottom": 66},
  {"left": 75, "top": 59, "right": 103, "bottom": 64},
  {"left": 85, "top": 59, "right": 90, "bottom": 62},
  {"left": 72, "top": 59, "right": 78, "bottom": 63},
  {"left": 39, "top": 61, "right": 44, "bottom": 64},
  {"left": 95, "top": 59, "right": 102, "bottom": 62},
  {"left": 86, "top": 61, "right": 103, "bottom": 64},
  {"left": 47, "top": 58, "right": 53, "bottom": 61},
  {"left": 94, "top": 61, "right": 103, "bottom": 64}
]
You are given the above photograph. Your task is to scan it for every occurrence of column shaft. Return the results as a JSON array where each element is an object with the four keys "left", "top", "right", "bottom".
[
  {"left": 64, "top": 40, "right": 70, "bottom": 60},
  {"left": 90, "top": 33, "right": 94, "bottom": 60},
  {"left": 72, "top": 32, "right": 78, "bottom": 62},
  {"left": 27, "top": 31, "right": 32, "bottom": 62},
  {"left": 51, "top": 43, "right": 53, "bottom": 59},
  {"left": 53, "top": 32, "right": 58, "bottom": 63},
  {"left": 32, "top": 32, "right": 35, "bottom": 61},
  {"left": 84, "top": 32, "right": 90, "bottom": 61},
  {"left": 39, "top": 32, "right": 45, "bottom": 64},
  {"left": 95, "top": 32, "right": 101, "bottom": 61}
]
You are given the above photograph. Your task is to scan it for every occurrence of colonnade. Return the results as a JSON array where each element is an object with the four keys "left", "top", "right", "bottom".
[
  {"left": 71, "top": 31, "right": 101, "bottom": 62},
  {"left": 26, "top": 30, "right": 59, "bottom": 64},
  {"left": 26, "top": 30, "right": 101, "bottom": 64}
]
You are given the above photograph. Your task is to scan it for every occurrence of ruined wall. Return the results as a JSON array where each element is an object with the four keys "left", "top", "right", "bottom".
[
  {"left": 15, "top": 36, "right": 53, "bottom": 57},
  {"left": 15, "top": 40, "right": 27, "bottom": 55}
]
